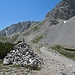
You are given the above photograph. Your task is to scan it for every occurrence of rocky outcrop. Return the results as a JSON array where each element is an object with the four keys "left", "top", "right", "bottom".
[
  {"left": 3, "top": 40, "right": 43, "bottom": 69},
  {"left": 46, "top": 0, "right": 75, "bottom": 22}
]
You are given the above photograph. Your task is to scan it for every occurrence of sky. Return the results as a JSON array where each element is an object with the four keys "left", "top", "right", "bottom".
[{"left": 0, "top": 0, "right": 61, "bottom": 30}]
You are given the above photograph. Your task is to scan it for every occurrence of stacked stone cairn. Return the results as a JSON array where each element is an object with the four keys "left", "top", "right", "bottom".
[{"left": 3, "top": 40, "right": 43, "bottom": 69}]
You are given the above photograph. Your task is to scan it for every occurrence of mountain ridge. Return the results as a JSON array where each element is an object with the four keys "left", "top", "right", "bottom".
[
  {"left": 1, "top": 0, "right": 75, "bottom": 37},
  {"left": 0, "top": 21, "right": 38, "bottom": 36},
  {"left": 0, "top": 0, "right": 75, "bottom": 45}
]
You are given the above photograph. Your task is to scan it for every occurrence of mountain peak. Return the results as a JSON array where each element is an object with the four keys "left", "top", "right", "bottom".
[
  {"left": 63, "top": 0, "right": 74, "bottom": 2},
  {"left": 46, "top": 0, "right": 75, "bottom": 20},
  {"left": 63, "top": 0, "right": 75, "bottom": 6},
  {"left": 0, "top": 21, "right": 38, "bottom": 36}
]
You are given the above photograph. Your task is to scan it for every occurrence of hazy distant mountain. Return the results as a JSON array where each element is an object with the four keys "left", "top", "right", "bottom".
[{"left": 0, "top": 21, "right": 38, "bottom": 36}]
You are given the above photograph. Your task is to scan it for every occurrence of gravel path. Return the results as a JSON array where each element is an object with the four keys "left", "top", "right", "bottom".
[
  {"left": 37, "top": 47, "right": 75, "bottom": 75},
  {"left": 1, "top": 46, "right": 75, "bottom": 75}
]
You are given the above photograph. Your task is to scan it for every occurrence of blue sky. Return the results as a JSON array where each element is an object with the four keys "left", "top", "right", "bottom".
[{"left": 0, "top": 0, "right": 61, "bottom": 30}]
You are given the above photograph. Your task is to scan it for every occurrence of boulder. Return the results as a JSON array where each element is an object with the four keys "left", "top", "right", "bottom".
[{"left": 3, "top": 59, "right": 9, "bottom": 65}]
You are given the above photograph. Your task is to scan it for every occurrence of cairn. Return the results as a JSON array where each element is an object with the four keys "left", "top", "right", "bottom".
[{"left": 3, "top": 40, "right": 43, "bottom": 69}]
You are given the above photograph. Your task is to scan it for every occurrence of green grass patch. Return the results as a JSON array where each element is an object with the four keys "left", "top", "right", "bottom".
[
  {"left": 11, "top": 34, "right": 19, "bottom": 42},
  {"left": 23, "top": 31, "right": 31, "bottom": 36},
  {"left": 0, "top": 60, "right": 3, "bottom": 70},
  {"left": 0, "top": 60, "right": 3, "bottom": 64},
  {"left": 11, "top": 64, "right": 20, "bottom": 69},
  {"left": 62, "top": 73, "right": 67, "bottom": 75},
  {"left": 51, "top": 44, "right": 75, "bottom": 60},
  {"left": 0, "top": 63, "right": 3, "bottom": 68},
  {"left": 0, "top": 36, "right": 8, "bottom": 40},
  {"left": 32, "top": 35, "right": 43, "bottom": 43},
  {"left": 33, "top": 26, "right": 39, "bottom": 32}
]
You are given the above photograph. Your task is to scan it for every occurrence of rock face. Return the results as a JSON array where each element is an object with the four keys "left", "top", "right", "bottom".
[
  {"left": 0, "top": 21, "right": 38, "bottom": 36},
  {"left": 46, "top": 0, "right": 75, "bottom": 21},
  {"left": 3, "top": 40, "right": 43, "bottom": 69}
]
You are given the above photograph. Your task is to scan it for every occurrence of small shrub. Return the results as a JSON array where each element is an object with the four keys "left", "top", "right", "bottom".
[
  {"left": 27, "top": 65, "right": 42, "bottom": 70},
  {"left": 0, "top": 42, "right": 15, "bottom": 59},
  {"left": 17, "top": 41, "right": 22, "bottom": 44},
  {"left": 0, "top": 60, "right": 3, "bottom": 64},
  {"left": 12, "top": 64, "right": 20, "bottom": 68},
  {"left": 51, "top": 44, "right": 63, "bottom": 50},
  {"left": 51, "top": 44, "right": 75, "bottom": 60}
]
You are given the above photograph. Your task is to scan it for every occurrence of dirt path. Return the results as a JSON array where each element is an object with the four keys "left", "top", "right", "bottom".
[{"left": 35, "top": 47, "right": 75, "bottom": 75}]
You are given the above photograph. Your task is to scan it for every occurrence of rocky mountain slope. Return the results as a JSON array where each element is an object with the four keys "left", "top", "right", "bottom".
[
  {"left": 14, "top": 18, "right": 75, "bottom": 47},
  {"left": 14, "top": 0, "right": 75, "bottom": 46},
  {"left": 0, "top": 21, "right": 38, "bottom": 36},
  {"left": 1, "top": 0, "right": 75, "bottom": 45},
  {"left": 46, "top": 0, "right": 75, "bottom": 20},
  {"left": 1, "top": 0, "right": 75, "bottom": 37}
]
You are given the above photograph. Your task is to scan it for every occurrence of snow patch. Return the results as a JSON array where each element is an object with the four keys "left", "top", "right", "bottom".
[
  {"left": 64, "top": 21, "right": 67, "bottom": 23},
  {"left": 5, "top": 30, "right": 8, "bottom": 36},
  {"left": 40, "top": 47, "right": 47, "bottom": 51},
  {"left": 69, "top": 64, "right": 72, "bottom": 67}
]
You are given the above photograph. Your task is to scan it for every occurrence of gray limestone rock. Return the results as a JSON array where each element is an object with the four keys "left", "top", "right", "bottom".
[
  {"left": 3, "top": 59, "right": 10, "bottom": 65},
  {"left": 3, "top": 40, "right": 43, "bottom": 69},
  {"left": 45, "top": 0, "right": 75, "bottom": 26}
]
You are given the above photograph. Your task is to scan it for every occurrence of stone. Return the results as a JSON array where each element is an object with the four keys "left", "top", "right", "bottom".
[
  {"left": 3, "top": 59, "right": 10, "bottom": 65},
  {"left": 3, "top": 40, "right": 43, "bottom": 69}
]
